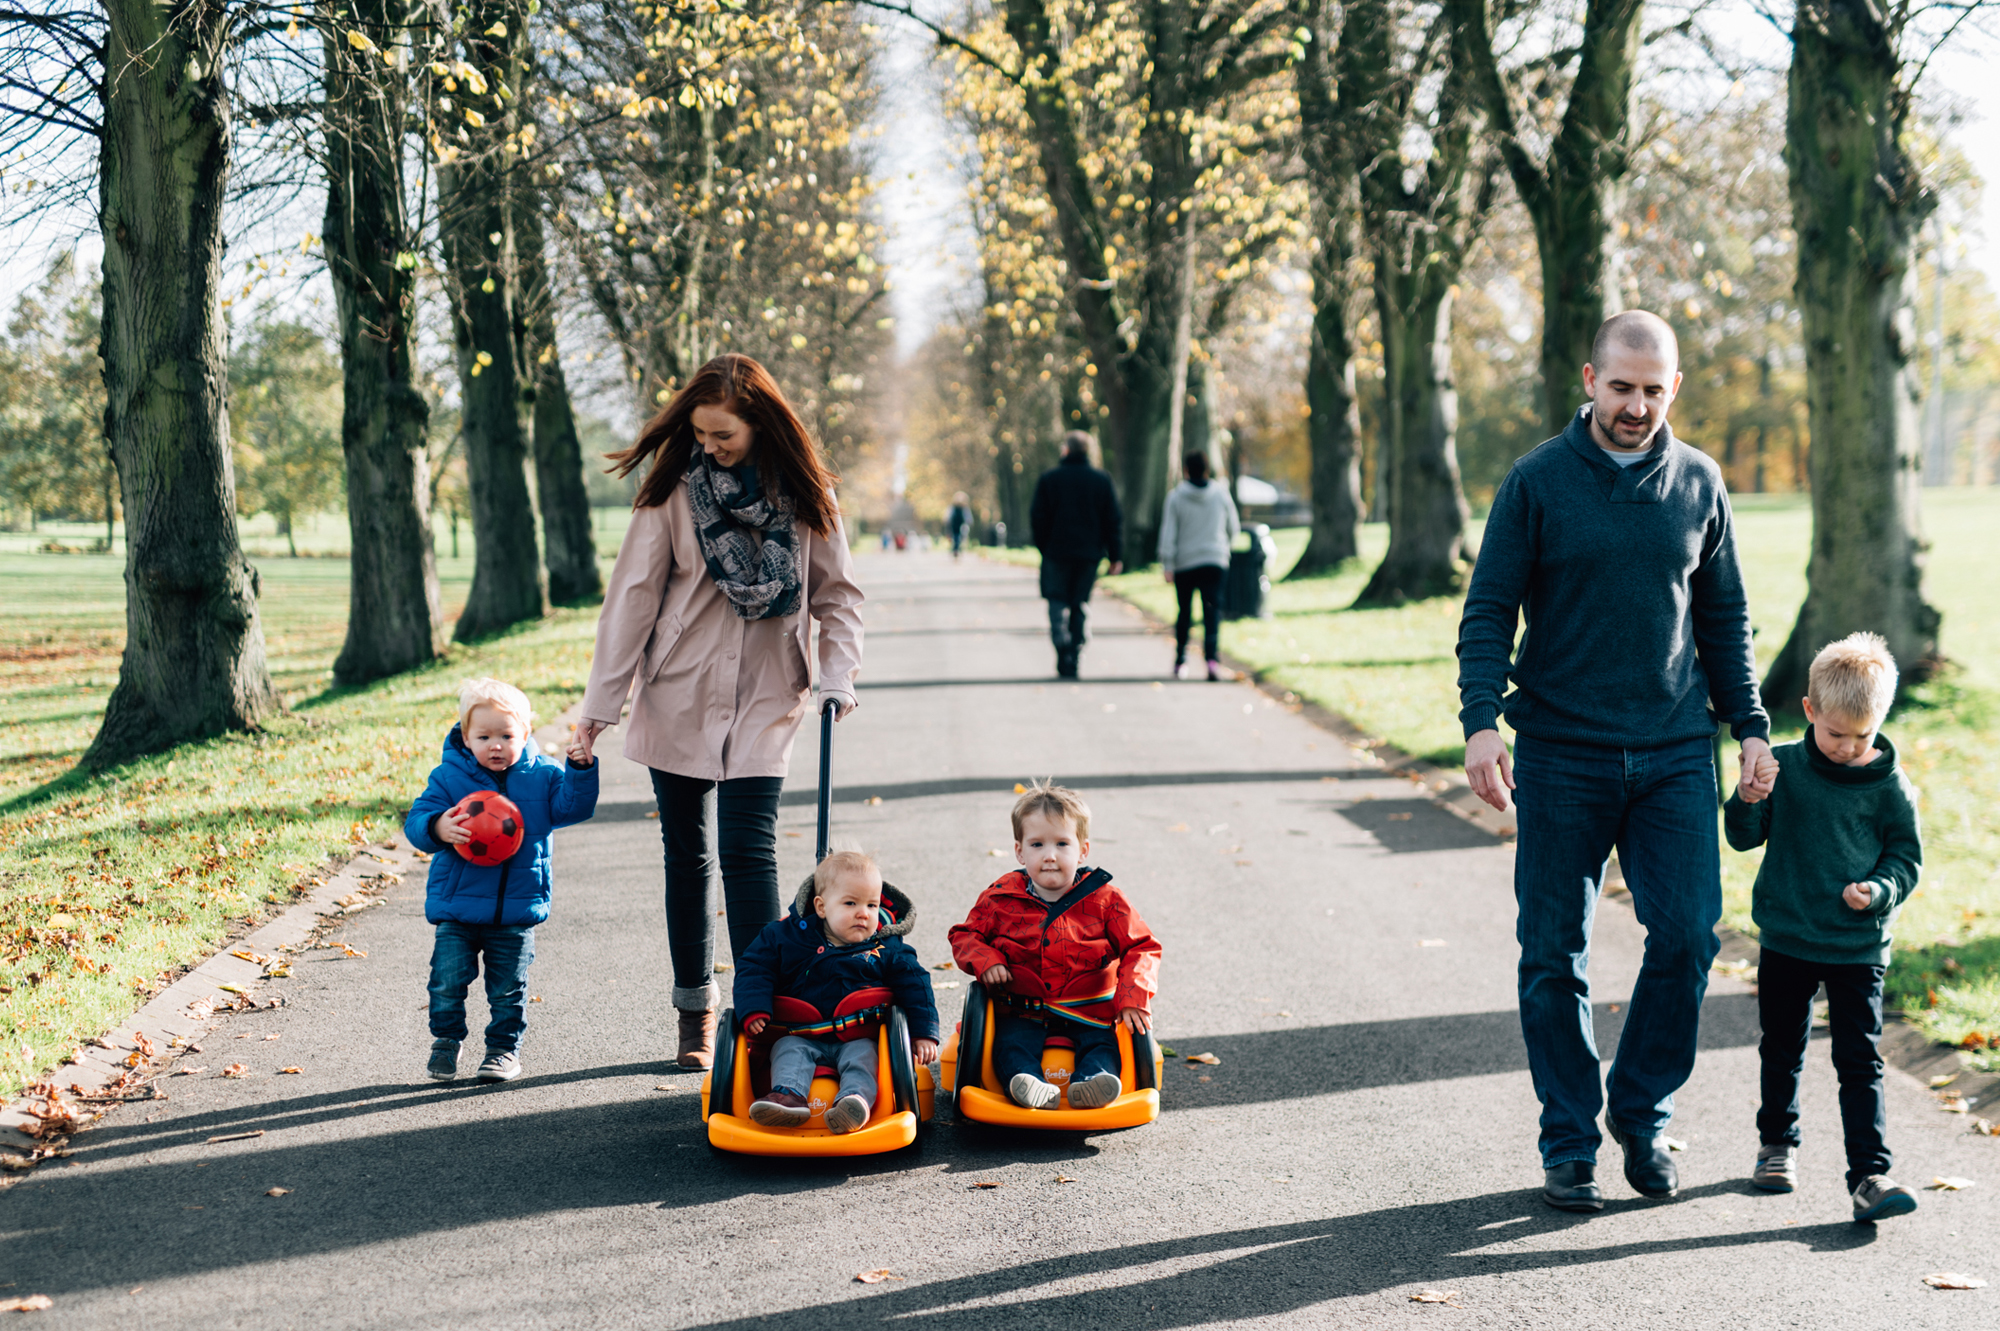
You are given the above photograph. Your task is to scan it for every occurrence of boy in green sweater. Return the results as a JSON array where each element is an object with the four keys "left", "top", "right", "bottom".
[{"left": 1726, "top": 632, "right": 1923, "bottom": 1223}]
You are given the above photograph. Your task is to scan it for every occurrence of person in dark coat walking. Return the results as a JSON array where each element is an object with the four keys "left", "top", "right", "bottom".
[{"left": 1030, "top": 432, "right": 1123, "bottom": 678}]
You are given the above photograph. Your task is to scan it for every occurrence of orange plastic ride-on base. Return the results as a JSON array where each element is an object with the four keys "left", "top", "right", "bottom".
[
  {"left": 941, "top": 981, "right": 1161, "bottom": 1129},
  {"left": 700, "top": 1007, "right": 934, "bottom": 1157}
]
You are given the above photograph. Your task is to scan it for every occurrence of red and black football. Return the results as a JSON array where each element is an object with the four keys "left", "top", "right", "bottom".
[{"left": 450, "top": 792, "right": 524, "bottom": 866}]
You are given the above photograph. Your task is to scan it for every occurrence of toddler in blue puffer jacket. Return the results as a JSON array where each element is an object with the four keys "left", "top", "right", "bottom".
[{"left": 405, "top": 679, "right": 598, "bottom": 1084}]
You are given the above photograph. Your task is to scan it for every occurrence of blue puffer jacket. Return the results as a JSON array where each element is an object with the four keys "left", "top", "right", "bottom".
[
  {"left": 733, "top": 875, "right": 941, "bottom": 1042},
  {"left": 404, "top": 726, "right": 599, "bottom": 928}
]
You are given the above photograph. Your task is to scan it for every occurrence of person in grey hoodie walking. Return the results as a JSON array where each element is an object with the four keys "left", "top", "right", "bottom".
[{"left": 1157, "top": 452, "right": 1239, "bottom": 679}]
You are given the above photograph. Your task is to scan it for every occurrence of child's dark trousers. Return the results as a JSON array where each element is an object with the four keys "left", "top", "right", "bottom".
[
  {"left": 429, "top": 922, "right": 535, "bottom": 1053},
  {"left": 994, "top": 1013, "right": 1119, "bottom": 1088},
  {"left": 1756, "top": 945, "right": 1890, "bottom": 1191}
]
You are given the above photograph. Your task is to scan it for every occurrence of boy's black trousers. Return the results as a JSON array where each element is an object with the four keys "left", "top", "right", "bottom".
[{"left": 1756, "top": 945, "right": 1891, "bottom": 1191}]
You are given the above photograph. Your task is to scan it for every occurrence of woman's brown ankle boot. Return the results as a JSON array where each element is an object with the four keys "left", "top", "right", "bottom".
[{"left": 676, "top": 1008, "right": 718, "bottom": 1069}]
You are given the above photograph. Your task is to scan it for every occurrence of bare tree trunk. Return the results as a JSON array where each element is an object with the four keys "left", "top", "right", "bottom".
[
  {"left": 1763, "top": 0, "right": 1941, "bottom": 701},
  {"left": 515, "top": 190, "right": 602, "bottom": 605},
  {"left": 1453, "top": 0, "right": 1644, "bottom": 434},
  {"left": 438, "top": 0, "right": 546, "bottom": 640},
  {"left": 1289, "top": 0, "right": 1364, "bottom": 575},
  {"left": 323, "top": 0, "right": 445, "bottom": 684},
  {"left": 86, "top": 0, "right": 278, "bottom": 768}
]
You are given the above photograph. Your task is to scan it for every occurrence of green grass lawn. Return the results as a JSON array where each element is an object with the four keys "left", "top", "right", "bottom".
[
  {"left": 1099, "top": 489, "right": 2000, "bottom": 1062},
  {"left": 0, "top": 513, "right": 630, "bottom": 1097}
]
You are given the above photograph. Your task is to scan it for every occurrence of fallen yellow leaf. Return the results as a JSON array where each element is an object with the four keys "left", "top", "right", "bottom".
[
  {"left": 1186, "top": 1052, "right": 1220, "bottom": 1065},
  {"left": 853, "top": 1269, "right": 901, "bottom": 1284},
  {"left": 1410, "top": 1289, "right": 1461, "bottom": 1305},
  {"left": 971, "top": 1181, "right": 1003, "bottom": 1189},
  {"left": 221, "top": 1063, "right": 249, "bottom": 1078},
  {"left": 1923, "top": 1272, "right": 1986, "bottom": 1289},
  {"left": 265, "top": 1187, "right": 291, "bottom": 1197},
  {"left": 1928, "top": 1176, "right": 1976, "bottom": 1191},
  {"left": 277, "top": 1067, "right": 302, "bottom": 1075},
  {"left": 0, "top": 1295, "right": 52, "bottom": 1311},
  {"left": 1931, "top": 1074, "right": 1959, "bottom": 1088}
]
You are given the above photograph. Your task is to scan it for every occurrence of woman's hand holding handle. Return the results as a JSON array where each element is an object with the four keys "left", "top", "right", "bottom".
[{"left": 820, "top": 689, "right": 858, "bottom": 721}]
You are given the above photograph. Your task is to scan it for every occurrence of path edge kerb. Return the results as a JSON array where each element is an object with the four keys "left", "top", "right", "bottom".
[
  {"left": 1098, "top": 578, "right": 2000, "bottom": 1119},
  {"left": 0, "top": 705, "right": 589, "bottom": 1157}
]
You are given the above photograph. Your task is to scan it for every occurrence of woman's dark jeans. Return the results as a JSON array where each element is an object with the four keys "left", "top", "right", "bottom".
[
  {"left": 650, "top": 770, "right": 784, "bottom": 1007},
  {"left": 1173, "top": 565, "right": 1225, "bottom": 662},
  {"left": 1756, "top": 945, "right": 1891, "bottom": 1191},
  {"left": 1511, "top": 733, "right": 1723, "bottom": 1167}
]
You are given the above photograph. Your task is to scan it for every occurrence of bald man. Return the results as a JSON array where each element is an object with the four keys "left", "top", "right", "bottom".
[{"left": 1456, "top": 311, "right": 1772, "bottom": 1213}]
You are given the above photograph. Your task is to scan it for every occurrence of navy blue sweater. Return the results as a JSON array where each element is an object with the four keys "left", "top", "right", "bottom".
[
  {"left": 1456, "top": 409, "right": 1769, "bottom": 748},
  {"left": 732, "top": 879, "right": 941, "bottom": 1043}
]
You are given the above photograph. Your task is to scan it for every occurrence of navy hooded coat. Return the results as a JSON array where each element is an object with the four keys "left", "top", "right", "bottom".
[{"left": 405, "top": 726, "right": 600, "bottom": 928}]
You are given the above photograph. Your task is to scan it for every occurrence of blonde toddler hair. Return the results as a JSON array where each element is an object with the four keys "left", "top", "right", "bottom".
[
  {"left": 1807, "top": 633, "right": 1897, "bottom": 726},
  {"left": 457, "top": 677, "right": 534, "bottom": 733},
  {"left": 814, "top": 847, "right": 881, "bottom": 896},
  {"left": 1011, "top": 781, "right": 1091, "bottom": 841}
]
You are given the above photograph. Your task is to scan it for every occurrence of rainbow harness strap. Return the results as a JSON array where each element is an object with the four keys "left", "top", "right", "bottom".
[{"left": 999, "top": 987, "right": 1118, "bottom": 1029}]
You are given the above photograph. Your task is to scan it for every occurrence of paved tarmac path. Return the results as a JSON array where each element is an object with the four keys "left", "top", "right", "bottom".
[{"left": 4, "top": 552, "right": 1995, "bottom": 1328}]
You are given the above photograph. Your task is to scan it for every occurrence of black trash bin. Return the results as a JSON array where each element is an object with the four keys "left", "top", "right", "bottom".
[{"left": 1223, "top": 524, "right": 1276, "bottom": 621}]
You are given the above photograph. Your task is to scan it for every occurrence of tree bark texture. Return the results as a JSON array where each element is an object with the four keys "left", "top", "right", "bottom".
[
  {"left": 1352, "top": 0, "right": 1482, "bottom": 604},
  {"left": 1453, "top": 0, "right": 1643, "bottom": 435},
  {"left": 1763, "top": 0, "right": 1940, "bottom": 701},
  {"left": 438, "top": 0, "right": 546, "bottom": 641},
  {"left": 323, "top": 0, "right": 446, "bottom": 684},
  {"left": 515, "top": 190, "right": 603, "bottom": 605},
  {"left": 86, "top": 0, "right": 279, "bottom": 768},
  {"left": 1289, "top": 0, "right": 1363, "bottom": 574}
]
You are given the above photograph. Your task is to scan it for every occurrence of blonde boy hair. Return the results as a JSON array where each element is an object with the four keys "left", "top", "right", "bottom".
[
  {"left": 814, "top": 847, "right": 881, "bottom": 897},
  {"left": 457, "top": 678, "right": 534, "bottom": 733},
  {"left": 1807, "top": 633, "right": 1898, "bottom": 726},
  {"left": 1011, "top": 781, "right": 1091, "bottom": 841}
]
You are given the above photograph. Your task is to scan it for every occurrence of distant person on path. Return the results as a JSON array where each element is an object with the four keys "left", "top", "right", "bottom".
[
  {"left": 1727, "top": 633, "right": 1923, "bottom": 1222},
  {"left": 1030, "top": 431, "right": 1122, "bottom": 679},
  {"left": 406, "top": 678, "right": 599, "bottom": 1084},
  {"left": 946, "top": 492, "right": 973, "bottom": 559},
  {"left": 574, "top": 353, "right": 865, "bottom": 1071},
  {"left": 1158, "top": 451, "right": 1239, "bottom": 680},
  {"left": 734, "top": 849, "right": 941, "bottom": 1134},
  {"left": 1456, "top": 311, "right": 1773, "bottom": 1213}
]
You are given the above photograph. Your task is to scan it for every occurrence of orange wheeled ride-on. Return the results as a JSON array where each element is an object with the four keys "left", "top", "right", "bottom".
[
  {"left": 940, "top": 980, "right": 1162, "bottom": 1129},
  {"left": 698, "top": 703, "right": 937, "bottom": 1156}
]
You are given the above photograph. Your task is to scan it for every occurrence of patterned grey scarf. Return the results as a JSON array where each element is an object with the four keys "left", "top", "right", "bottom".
[{"left": 684, "top": 452, "right": 801, "bottom": 620}]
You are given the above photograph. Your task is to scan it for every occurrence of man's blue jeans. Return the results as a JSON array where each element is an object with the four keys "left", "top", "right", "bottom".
[
  {"left": 1512, "top": 733, "right": 1722, "bottom": 1167},
  {"left": 428, "top": 922, "right": 536, "bottom": 1053}
]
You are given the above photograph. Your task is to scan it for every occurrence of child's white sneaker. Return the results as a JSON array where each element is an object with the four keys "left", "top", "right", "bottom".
[
  {"left": 1009, "top": 1073, "right": 1061, "bottom": 1110},
  {"left": 823, "top": 1094, "right": 870, "bottom": 1133},
  {"left": 1066, "top": 1070, "right": 1122, "bottom": 1109},
  {"left": 476, "top": 1049, "right": 521, "bottom": 1082}
]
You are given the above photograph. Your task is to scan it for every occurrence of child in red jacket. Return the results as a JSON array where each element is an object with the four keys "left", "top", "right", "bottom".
[{"left": 948, "top": 782, "right": 1162, "bottom": 1110}]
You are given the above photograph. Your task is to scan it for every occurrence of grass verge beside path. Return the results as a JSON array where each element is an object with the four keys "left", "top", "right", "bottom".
[
  {"left": 0, "top": 539, "right": 608, "bottom": 1099},
  {"left": 1077, "top": 489, "right": 2000, "bottom": 1067}
]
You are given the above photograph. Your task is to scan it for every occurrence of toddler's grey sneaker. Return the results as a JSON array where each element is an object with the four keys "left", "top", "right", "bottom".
[
  {"left": 1066, "top": 1070, "right": 1123, "bottom": 1109},
  {"left": 1751, "top": 1143, "right": 1797, "bottom": 1193},
  {"left": 427, "top": 1038, "right": 460, "bottom": 1082},
  {"left": 1009, "top": 1073, "right": 1061, "bottom": 1110},
  {"left": 1851, "top": 1175, "right": 1917, "bottom": 1223},
  {"left": 476, "top": 1048, "right": 522, "bottom": 1082},
  {"left": 748, "top": 1091, "right": 810, "bottom": 1127},
  {"left": 823, "top": 1094, "right": 871, "bottom": 1134}
]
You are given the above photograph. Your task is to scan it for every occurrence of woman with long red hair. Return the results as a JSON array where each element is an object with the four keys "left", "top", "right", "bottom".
[{"left": 574, "top": 354, "right": 864, "bottom": 1069}]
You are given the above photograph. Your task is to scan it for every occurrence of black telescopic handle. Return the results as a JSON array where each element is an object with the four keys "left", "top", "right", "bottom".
[{"left": 815, "top": 698, "right": 835, "bottom": 863}]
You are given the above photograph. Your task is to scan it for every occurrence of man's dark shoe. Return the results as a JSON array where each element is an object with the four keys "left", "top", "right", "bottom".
[
  {"left": 1607, "top": 1119, "right": 1678, "bottom": 1199},
  {"left": 1543, "top": 1160, "right": 1603, "bottom": 1212}
]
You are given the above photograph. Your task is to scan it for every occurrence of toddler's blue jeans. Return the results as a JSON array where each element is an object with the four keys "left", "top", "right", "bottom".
[
  {"left": 768, "top": 1033, "right": 877, "bottom": 1108},
  {"left": 428, "top": 922, "right": 535, "bottom": 1053},
  {"left": 993, "top": 1014, "right": 1120, "bottom": 1088}
]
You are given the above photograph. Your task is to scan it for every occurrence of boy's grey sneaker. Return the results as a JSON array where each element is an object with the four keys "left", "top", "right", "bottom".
[
  {"left": 823, "top": 1093, "right": 871, "bottom": 1134},
  {"left": 1009, "top": 1073, "right": 1061, "bottom": 1110},
  {"left": 1066, "top": 1070, "right": 1123, "bottom": 1109},
  {"left": 1851, "top": 1175, "right": 1918, "bottom": 1223},
  {"left": 1751, "top": 1143, "right": 1798, "bottom": 1193},
  {"left": 426, "top": 1038, "right": 460, "bottom": 1082},
  {"left": 476, "top": 1049, "right": 521, "bottom": 1082}
]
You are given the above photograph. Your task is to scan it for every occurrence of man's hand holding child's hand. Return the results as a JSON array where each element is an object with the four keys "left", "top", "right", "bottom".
[
  {"left": 1737, "top": 742, "right": 1779, "bottom": 804},
  {"left": 435, "top": 807, "right": 471, "bottom": 846},
  {"left": 1117, "top": 1007, "right": 1151, "bottom": 1033},
  {"left": 980, "top": 964, "right": 1011, "bottom": 988},
  {"left": 1842, "top": 882, "right": 1876, "bottom": 912}
]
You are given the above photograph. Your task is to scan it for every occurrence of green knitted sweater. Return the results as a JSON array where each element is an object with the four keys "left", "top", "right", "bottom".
[{"left": 1724, "top": 729, "right": 1922, "bottom": 966}]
